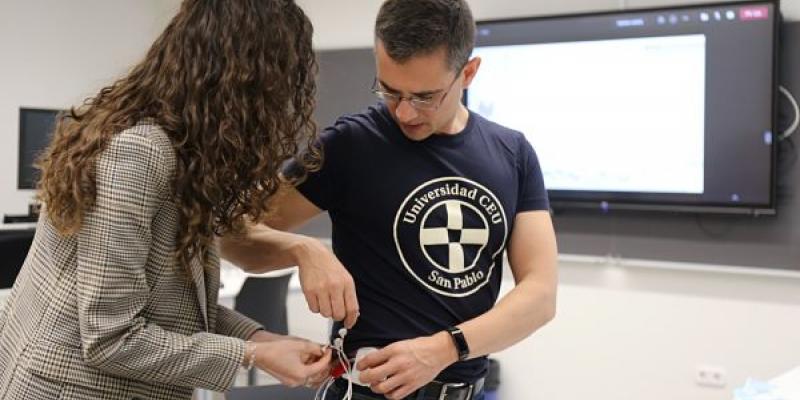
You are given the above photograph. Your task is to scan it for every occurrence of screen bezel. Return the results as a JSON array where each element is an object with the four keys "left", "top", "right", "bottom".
[
  {"left": 469, "top": 0, "right": 781, "bottom": 215},
  {"left": 18, "top": 107, "right": 62, "bottom": 190}
]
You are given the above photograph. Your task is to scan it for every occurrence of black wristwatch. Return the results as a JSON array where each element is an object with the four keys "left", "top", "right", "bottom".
[{"left": 445, "top": 326, "right": 470, "bottom": 361}]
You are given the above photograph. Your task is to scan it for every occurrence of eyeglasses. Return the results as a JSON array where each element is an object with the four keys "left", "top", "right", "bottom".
[{"left": 371, "top": 68, "right": 462, "bottom": 111}]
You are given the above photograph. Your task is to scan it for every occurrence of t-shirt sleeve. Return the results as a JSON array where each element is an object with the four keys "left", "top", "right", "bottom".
[
  {"left": 284, "top": 125, "right": 349, "bottom": 211},
  {"left": 517, "top": 134, "right": 550, "bottom": 212}
]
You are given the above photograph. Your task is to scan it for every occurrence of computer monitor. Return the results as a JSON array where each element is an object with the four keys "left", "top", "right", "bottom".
[
  {"left": 467, "top": 0, "right": 779, "bottom": 215},
  {"left": 18, "top": 108, "right": 61, "bottom": 190}
]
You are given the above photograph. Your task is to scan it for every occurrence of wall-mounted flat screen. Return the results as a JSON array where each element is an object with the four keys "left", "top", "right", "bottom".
[{"left": 468, "top": 0, "right": 779, "bottom": 214}]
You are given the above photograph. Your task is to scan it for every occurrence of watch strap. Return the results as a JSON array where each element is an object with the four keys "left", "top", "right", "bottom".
[{"left": 445, "top": 326, "right": 470, "bottom": 361}]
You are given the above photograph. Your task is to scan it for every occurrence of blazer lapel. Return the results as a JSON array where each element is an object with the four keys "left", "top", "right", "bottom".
[
  {"left": 189, "top": 257, "right": 209, "bottom": 331},
  {"left": 204, "top": 255, "right": 220, "bottom": 324}
]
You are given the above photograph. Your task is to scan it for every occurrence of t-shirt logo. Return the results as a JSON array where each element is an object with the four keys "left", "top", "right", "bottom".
[{"left": 393, "top": 177, "right": 507, "bottom": 297}]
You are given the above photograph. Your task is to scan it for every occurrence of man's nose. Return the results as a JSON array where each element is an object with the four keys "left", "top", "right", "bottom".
[{"left": 395, "top": 99, "right": 419, "bottom": 122}]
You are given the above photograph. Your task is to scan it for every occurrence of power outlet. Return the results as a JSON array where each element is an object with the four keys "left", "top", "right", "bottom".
[{"left": 695, "top": 365, "right": 727, "bottom": 388}]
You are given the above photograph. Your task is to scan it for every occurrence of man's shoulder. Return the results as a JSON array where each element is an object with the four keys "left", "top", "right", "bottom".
[
  {"left": 472, "top": 112, "right": 524, "bottom": 140},
  {"left": 471, "top": 112, "right": 528, "bottom": 152},
  {"left": 323, "top": 104, "right": 393, "bottom": 144},
  {"left": 330, "top": 103, "right": 384, "bottom": 129}
]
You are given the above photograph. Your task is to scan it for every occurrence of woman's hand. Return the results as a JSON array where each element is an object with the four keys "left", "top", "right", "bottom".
[
  {"left": 247, "top": 329, "right": 285, "bottom": 342},
  {"left": 252, "top": 339, "right": 333, "bottom": 387}
]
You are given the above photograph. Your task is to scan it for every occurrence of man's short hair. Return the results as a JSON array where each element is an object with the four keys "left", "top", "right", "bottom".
[{"left": 375, "top": 0, "right": 475, "bottom": 71}]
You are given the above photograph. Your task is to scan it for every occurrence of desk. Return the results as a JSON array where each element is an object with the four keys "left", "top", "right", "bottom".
[{"left": 0, "top": 223, "right": 36, "bottom": 231}]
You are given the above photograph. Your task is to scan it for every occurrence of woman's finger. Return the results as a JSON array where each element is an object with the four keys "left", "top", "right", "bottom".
[{"left": 306, "top": 348, "right": 333, "bottom": 376}]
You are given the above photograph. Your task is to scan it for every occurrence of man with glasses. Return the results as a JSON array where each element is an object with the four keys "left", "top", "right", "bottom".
[{"left": 221, "top": 0, "right": 557, "bottom": 399}]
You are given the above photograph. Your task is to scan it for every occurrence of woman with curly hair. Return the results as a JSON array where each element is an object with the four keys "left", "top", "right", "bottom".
[{"left": 0, "top": 1, "right": 330, "bottom": 399}]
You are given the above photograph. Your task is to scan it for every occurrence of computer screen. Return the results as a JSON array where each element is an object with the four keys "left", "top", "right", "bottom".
[
  {"left": 467, "top": 0, "right": 779, "bottom": 214},
  {"left": 18, "top": 108, "right": 61, "bottom": 190}
]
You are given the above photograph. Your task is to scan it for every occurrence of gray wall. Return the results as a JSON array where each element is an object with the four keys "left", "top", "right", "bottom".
[{"left": 302, "top": 22, "right": 800, "bottom": 272}]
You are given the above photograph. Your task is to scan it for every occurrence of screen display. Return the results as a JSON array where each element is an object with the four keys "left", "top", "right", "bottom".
[
  {"left": 468, "top": 1, "right": 778, "bottom": 214},
  {"left": 18, "top": 108, "right": 60, "bottom": 190}
]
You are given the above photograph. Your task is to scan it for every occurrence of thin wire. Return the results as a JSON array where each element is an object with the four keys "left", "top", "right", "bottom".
[
  {"left": 779, "top": 85, "right": 799, "bottom": 140},
  {"left": 316, "top": 378, "right": 334, "bottom": 400},
  {"left": 339, "top": 349, "right": 353, "bottom": 398},
  {"left": 694, "top": 213, "right": 737, "bottom": 239},
  {"left": 314, "top": 332, "right": 353, "bottom": 400}
]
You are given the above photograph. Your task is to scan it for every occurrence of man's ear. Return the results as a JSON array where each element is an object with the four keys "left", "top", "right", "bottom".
[{"left": 461, "top": 57, "right": 482, "bottom": 89}]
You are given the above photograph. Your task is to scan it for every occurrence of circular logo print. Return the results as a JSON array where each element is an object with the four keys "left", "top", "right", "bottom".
[{"left": 394, "top": 177, "right": 507, "bottom": 297}]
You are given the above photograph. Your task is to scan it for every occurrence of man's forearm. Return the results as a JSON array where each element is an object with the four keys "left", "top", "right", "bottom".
[
  {"left": 221, "top": 221, "right": 360, "bottom": 328},
  {"left": 457, "top": 277, "right": 556, "bottom": 358},
  {"left": 360, "top": 273, "right": 556, "bottom": 392},
  {"left": 424, "top": 273, "right": 556, "bottom": 364},
  {"left": 218, "top": 223, "right": 310, "bottom": 273},
  {"left": 450, "top": 211, "right": 558, "bottom": 359}
]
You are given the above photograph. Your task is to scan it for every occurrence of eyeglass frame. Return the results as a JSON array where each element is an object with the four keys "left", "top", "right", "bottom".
[{"left": 370, "top": 64, "right": 465, "bottom": 111}]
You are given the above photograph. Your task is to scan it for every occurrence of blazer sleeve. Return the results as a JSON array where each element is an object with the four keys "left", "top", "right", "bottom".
[
  {"left": 76, "top": 131, "right": 245, "bottom": 391},
  {"left": 215, "top": 305, "right": 264, "bottom": 340},
  {"left": 0, "top": 299, "right": 8, "bottom": 333}
]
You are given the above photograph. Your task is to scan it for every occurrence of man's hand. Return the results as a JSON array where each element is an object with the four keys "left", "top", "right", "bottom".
[
  {"left": 355, "top": 332, "right": 458, "bottom": 399},
  {"left": 293, "top": 237, "right": 359, "bottom": 328}
]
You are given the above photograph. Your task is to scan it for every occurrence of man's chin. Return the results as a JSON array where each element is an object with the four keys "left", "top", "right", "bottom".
[{"left": 400, "top": 123, "right": 432, "bottom": 141}]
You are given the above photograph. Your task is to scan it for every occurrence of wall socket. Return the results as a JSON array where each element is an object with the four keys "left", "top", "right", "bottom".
[{"left": 695, "top": 365, "right": 727, "bottom": 388}]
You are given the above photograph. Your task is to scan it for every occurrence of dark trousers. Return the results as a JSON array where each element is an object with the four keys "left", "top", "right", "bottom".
[{"left": 322, "top": 379, "right": 485, "bottom": 400}]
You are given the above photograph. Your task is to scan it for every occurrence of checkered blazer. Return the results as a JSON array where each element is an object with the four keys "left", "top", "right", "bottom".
[{"left": 0, "top": 122, "right": 264, "bottom": 400}]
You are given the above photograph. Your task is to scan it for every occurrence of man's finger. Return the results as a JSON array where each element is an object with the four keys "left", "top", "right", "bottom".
[
  {"left": 343, "top": 281, "right": 359, "bottom": 329},
  {"left": 369, "top": 372, "right": 405, "bottom": 395},
  {"left": 385, "top": 383, "right": 416, "bottom": 400},
  {"left": 356, "top": 346, "right": 392, "bottom": 370},
  {"left": 358, "top": 358, "right": 399, "bottom": 386},
  {"left": 330, "top": 285, "right": 346, "bottom": 322},
  {"left": 317, "top": 292, "right": 333, "bottom": 318},
  {"left": 304, "top": 291, "right": 320, "bottom": 314}
]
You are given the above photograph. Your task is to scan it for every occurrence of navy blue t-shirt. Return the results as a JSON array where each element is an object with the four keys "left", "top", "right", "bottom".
[{"left": 292, "top": 103, "right": 549, "bottom": 383}]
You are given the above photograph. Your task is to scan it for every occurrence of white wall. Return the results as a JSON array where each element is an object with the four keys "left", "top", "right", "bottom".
[
  {"left": 496, "top": 260, "right": 800, "bottom": 400},
  {"left": 286, "top": 259, "right": 800, "bottom": 400},
  {"left": 298, "top": 0, "right": 800, "bottom": 50},
  {"left": 0, "top": 0, "right": 177, "bottom": 215}
]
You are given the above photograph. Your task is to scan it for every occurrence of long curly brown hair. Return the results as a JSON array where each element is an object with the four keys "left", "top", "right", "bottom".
[{"left": 36, "top": 0, "right": 320, "bottom": 273}]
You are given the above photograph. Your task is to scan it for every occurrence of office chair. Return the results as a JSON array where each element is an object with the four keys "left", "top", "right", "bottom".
[{"left": 234, "top": 272, "right": 294, "bottom": 385}]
